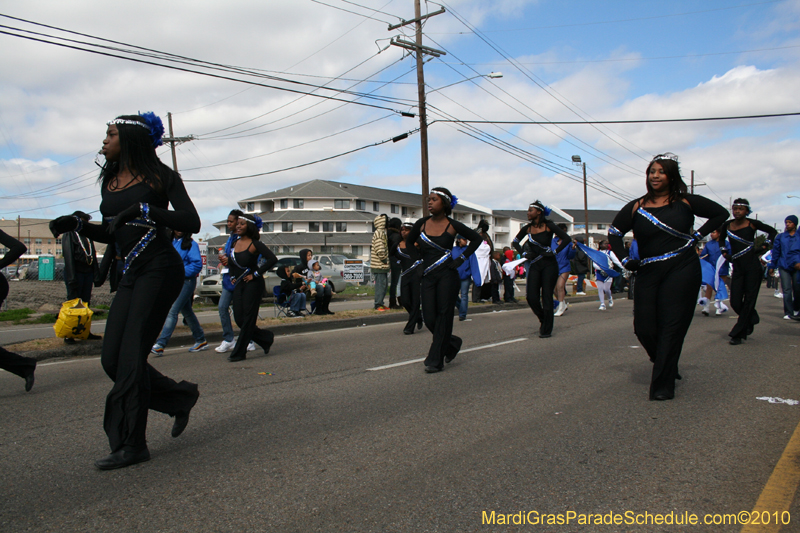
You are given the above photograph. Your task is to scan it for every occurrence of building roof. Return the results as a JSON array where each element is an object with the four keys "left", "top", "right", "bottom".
[
  {"left": 241, "top": 179, "right": 486, "bottom": 214},
  {"left": 492, "top": 210, "right": 571, "bottom": 224}
]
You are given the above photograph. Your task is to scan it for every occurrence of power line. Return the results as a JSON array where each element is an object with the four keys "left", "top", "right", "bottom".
[
  {"left": 183, "top": 129, "right": 419, "bottom": 183},
  {"left": 429, "top": 112, "right": 800, "bottom": 125},
  {"left": 308, "top": 0, "right": 394, "bottom": 25}
]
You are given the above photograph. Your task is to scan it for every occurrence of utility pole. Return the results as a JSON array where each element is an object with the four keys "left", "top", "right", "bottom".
[
  {"left": 691, "top": 170, "right": 694, "bottom": 194},
  {"left": 389, "top": 1, "right": 446, "bottom": 216},
  {"left": 582, "top": 162, "right": 589, "bottom": 246},
  {"left": 162, "top": 112, "right": 195, "bottom": 173}
]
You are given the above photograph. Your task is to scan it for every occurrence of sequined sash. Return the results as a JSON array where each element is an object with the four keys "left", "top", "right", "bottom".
[
  {"left": 419, "top": 233, "right": 451, "bottom": 276},
  {"left": 727, "top": 231, "right": 754, "bottom": 260},
  {"left": 636, "top": 208, "right": 695, "bottom": 266}
]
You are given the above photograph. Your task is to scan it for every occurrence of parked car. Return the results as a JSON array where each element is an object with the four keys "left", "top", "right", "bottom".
[
  {"left": 316, "top": 254, "right": 369, "bottom": 286},
  {"left": 1, "top": 265, "right": 20, "bottom": 279},
  {"left": 195, "top": 254, "right": 343, "bottom": 303}
]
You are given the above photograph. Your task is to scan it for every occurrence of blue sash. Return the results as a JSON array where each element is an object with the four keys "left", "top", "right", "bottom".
[
  {"left": 636, "top": 208, "right": 695, "bottom": 266},
  {"left": 419, "top": 233, "right": 452, "bottom": 276}
]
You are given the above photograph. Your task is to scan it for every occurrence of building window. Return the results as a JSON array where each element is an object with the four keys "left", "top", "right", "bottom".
[
  {"left": 23, "top": 238, "right": 30, "bottom": 245},
  {"left": 263, "top": 222, "right": 274, "bottom": 232},
  {"left": 48, "top": 239, "right": 52, "bottom": 244},
  {"left": 391, "top": 204, "right": 399, "bottom": 214},
  {"left": 596, "top": 224, "right": 606, "bottom": 230},
  {"left": 282, "top": 222, "right": 293, "bottom": 232},
  {"left": 56, "top": 248, "right": 61, "bottom": 255},
  {"left": 282, "top": 246, "right": 293, "bottom": 254},
  {"left": 280, "top": 199, "right": 288, "bottom": 209},
  {"left": 308, "top": 222, "right": 319, "bottom": 232},
  {"left": 334, "top": 199, "right": 350, "bottom": 209},
  {"left": 322, "top": 222, "right": 334, "bottom": 232},
  {"left": 320, "top": 246, "right": 332, "bottom": 253},
  {"left": 336, "top": 222, "right": 347, "bottom": 232},
  {"left": 56, "top": 238, "right": 61, "bottom": 245},
  {"left": 373, "top": 201, "right": 379, "bottom": 211},
  {"left": 356, "top": 200, "right": 366, "bottom": 210},
  {"left": 246, "top": 202, "right": 255, "bottom": 212},
  {"left": 293, "top": 199, "right": 304, "bottom": 209},
  {"left": 351, "top": 246, "right": 362, "bottom": 256},
  {"left": 402, "top": 206, "right": 408, "bottom": 216},
  {"left": 35, "top": 238, "right": 42, "bottom": 245},
  {"left": 35, "top": 248, "right": 42, "bottom": 255}
]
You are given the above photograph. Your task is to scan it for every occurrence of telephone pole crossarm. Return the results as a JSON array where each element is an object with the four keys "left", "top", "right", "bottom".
[{"left": 387, "top": 7, "right": 445, "bottom": 31}]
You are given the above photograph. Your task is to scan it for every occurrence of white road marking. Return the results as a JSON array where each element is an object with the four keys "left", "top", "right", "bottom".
[{"left": 366, "top": 338, "right": 529, "bottom": 371}]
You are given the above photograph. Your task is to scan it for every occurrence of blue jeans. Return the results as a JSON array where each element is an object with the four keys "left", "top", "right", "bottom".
[
  {"left": 778, "top": 267, "right": 800, "bottom": 316},
  {"left": 373, "top": 271, "right": 388, "bottom": 307},
  {"left": 288, "top": 291, "right": 306, "bottom": 312},
  {"left": 576, "top": 273, "right": 586, "bottom": 293},
  {"left": 456, "top": 278, "right": 471, "bottom": 319},
  {"left": 156, "top": 277, "right": 205, "bottom": 347},
  {"left": 218, "top": 287, "right": 234, "bottom": 342}
]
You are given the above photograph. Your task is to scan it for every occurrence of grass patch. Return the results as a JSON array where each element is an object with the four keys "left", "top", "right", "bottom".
[
  {"left": 336, "top": 284, "right": 374, "bottom": 296},
  {"left": 0, "top": 308, "right": 35, "bottom": 321},
  {"left": 93, "top": 304, "right": 111, "bottom": 310},
  {"left": 22, "top": 313, "right": 58, "bottom": 325}
]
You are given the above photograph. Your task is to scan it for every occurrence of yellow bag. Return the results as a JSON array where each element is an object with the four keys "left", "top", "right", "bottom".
[{"left": 53, "top": 298, "right": 93, "bottom": 340}]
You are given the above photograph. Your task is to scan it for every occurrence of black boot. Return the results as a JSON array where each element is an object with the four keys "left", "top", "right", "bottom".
[{"left": 389, "top": 296, "right": 401, "bottom": 309}]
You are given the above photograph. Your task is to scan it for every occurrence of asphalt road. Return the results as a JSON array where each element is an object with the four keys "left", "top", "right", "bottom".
[{"left": 1, "top": 290, "right": 799, "bottom": 532}]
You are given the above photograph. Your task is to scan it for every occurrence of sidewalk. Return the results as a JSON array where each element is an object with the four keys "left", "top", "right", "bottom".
[{"left": 8, "top": 288, "right": 606, "bottom": 361}]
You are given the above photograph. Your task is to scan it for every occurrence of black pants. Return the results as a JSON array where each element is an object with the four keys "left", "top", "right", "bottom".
[
  {"left": 101, "top": 262, "right": 198, "bottom": 453},
  {"left": 230, "top": 277, "right": 274, "bottom": 360},
  {"left": 314, "top": 284, "right": 332, "bottom": 314},
  {"left": 526, "top": 258, "right": 558, "bottom": 335},
  {"left": 421, "top": 268, "right": 462, "bottom": 370},
  {"left": 633, "top": 254, "right": 700, "bottom": 400},
  {"left": 0, "top": 346, "right": 36, "bottom": 380},
  {"left": 400, "top": 271, "right": 422, "bottom": 333},
  {"left": 66, "top": 270, "right": 94, "bottom": 304},
  {"left": 729, "top": 260, "right": 762, "bottom": 340},
  {"left": 389, "top": 260, "right": 400, "bottom": 301},
  {"left": 503, "top": 276, "right": 515, "bottom": 301}
]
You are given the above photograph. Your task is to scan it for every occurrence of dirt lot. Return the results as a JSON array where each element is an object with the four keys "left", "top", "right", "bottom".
[{"left": 2, "top": 279, "right": 116, "bottom": 311}]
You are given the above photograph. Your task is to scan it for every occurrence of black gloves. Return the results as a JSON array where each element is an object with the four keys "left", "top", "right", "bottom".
[
  {"left": 106, "top": 203, "right": 141, "bottom": 235},
  {"left": 623, "top": 259, "right": 641, "bottom": 271},
  {"left": 449, "top": 256, "right": 465, "bottom": 270},
  {"left": 49, "top": 215, "right": 79, "bottom": 237}
]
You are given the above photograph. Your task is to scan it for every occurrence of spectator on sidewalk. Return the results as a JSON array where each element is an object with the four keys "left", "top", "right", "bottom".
[
  {"left": 502, "top": 247, "right": 518, "bottom": 303},
  {"left": 768, "top": 214, "right": 800, "bottom": 320},
  {"left": 151, "top": 231, "right": 208, "bottom": 355},
  {"left": 277, "top": 265, "right": 307, "bottom": 317},
  {"left": 490, "top": 250, "right": 504, "bottom": 304},
  {"left": 370, "top": 214, "right": 390, "bottom": 310},
  {"left": 62, "top": 210, "right": 102, "bottom": 343},
  {"left": 387, "top": 217, "right": 403, "bottom": 309},
  {"left": 0, "top": 229, "right": 36, "bottom": 392},
  {"left": 215, "top": 209, "right": 243, "bottom": 353}
]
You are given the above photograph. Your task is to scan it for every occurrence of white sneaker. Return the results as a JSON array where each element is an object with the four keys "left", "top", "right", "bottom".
[
  {"left": 716, "top": 307, "right": 727, "bottom": 315},
  {"left": 247, "top": 341, "right": 256, "bottom": 351},
  {"left": 775, "top": 291, "right": 783, "bottom": 298},
  {"left": 576, "top": 292, "right": 586, "bottom": 296},
  {"left": 554, "top": 301, "right": 567, "bottom": 317},
  {"left": 608, "top": 299, "right": 614, "bottom": 308},
  {"left": 215, "top": 340, "right": 235, "bottom": 353},
  {"left": 785, "top": 315, "right": 791, "bottom": 320},
  {"left": 599, "top": 303, "right": 606, "bottom": 311},
  {"left": 702, "top": 305, "right": 710, "bottom": 316}
]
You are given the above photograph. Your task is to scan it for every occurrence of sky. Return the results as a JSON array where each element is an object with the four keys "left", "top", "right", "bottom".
[{"left": 1, "top": 0, "right": 799, "bottom": 237}]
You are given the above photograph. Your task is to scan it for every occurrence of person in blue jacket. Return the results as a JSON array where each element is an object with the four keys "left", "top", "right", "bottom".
[
  {"left": 699, "top": 229, "right": 729, "bottom": 316},
  {"left": 215, "top": 209, "right": 242, "bottom": 352},
  {"left": 552, "top": 224, "right": 576, "bottom": 317},
  {"left": 152, "top": 231, "right": 208, "bottom": 354},
  {"left": 768, "top": 214, "right": 800, "bottom": 320},
  {"left": 453, "top": 235, "right": 476, "bottom": 321}
]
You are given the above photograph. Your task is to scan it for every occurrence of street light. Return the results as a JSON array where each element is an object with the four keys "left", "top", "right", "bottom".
[
  {"left": 323, "top": 233, "right": 334, "bottom": 251},
  {"left": 427, "top": 72, "right": 503, "bottom": 94},
  {"left": 572, "top": 156, "right": 590, "bottom": 247}
]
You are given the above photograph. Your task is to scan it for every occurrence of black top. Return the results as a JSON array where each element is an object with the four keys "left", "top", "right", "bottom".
[
  {"left": 0, "top": 229, "right": 26, "bottom": 270},
  {"left": 0, "top": 230, "right": 26, "bottom": 306},
  {"left": 609, "top": 194, "right": 728, "bottom": 265},
  {"left": 387, "top": 228, "right": 403, "bottom": 260},
  {"left": 229, "top": 240, "right": 278, "bottom": 280},
  {"left": 396, "top": 242, "right": 421, "bottom": 272},
  {"left": 78, "top": 179, "right": 201, "bottom": 275},
  {"left": 405, "top": 216, "right": 482, "bottom": 273},
  {"left": 720, "top": 218, "right": 778, "bottom": 266},
  {"left": 512, "top": 220, "right": 571, "bottom": 258}
]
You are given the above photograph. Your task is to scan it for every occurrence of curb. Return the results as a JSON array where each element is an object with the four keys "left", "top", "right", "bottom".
[{"left": 21, "top": 295, "right": 608, "bottom": 361}]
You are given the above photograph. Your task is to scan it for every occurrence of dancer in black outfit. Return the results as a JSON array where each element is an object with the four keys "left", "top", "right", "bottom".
[
  {"left": 0, "top": 230, "right": 36, "bottom": 391},
  {"left": 50, "top": 112, "right": 201, "bottom": 469},
  {"left": 720, "top": 199, "right": 778, "bottom": 345},
  {"left": 397, "top": 222, "right": 422, "bottom": 335},
  {"left": 405, "top": 188, "right": 481, "bottom": 373},
  {"left": 608, "top": 154, "right": 728, "bottom": 401},
  {"left": 512, "top": 201, "right": 571, "bottom": 338},
  {"left": 227, "top": 213, "right": 278, "bottom": 362}
]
